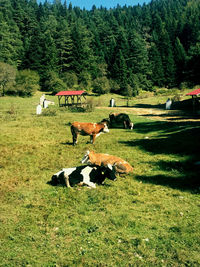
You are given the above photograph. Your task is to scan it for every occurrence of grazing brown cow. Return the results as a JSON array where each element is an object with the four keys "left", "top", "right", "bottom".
[
  {"left": 81, "top": 150, "right": 133, "bottom": 175},
  {"left": 109, "top": 113, "right": 134, "bottom": 129},
  {"left": 71, "top": 122, "right": 109, "bottom": 145}
]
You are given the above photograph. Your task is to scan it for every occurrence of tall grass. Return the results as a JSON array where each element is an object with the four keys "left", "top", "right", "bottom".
[{"left": 0, "top": 92, "right": 199, "bottom": 266}]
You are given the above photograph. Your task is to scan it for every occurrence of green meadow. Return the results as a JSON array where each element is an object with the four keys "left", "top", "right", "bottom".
[{"left": 0, "top": 92, "right": 200, "bottom": 266}]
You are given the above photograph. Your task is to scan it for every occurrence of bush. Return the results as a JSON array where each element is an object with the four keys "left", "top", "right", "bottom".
[
  {"left": 109, "top": 79, "right": 120, "bottom": 94},
  {"left": 92, "top": 76, "right": 110, "bottom": 94},
  {"left": 0, "top": 62, "right": 16, "bottom": 96},
  {"left": 137, "top": 90, "right": 155, "bottom": 99},
  {"left": 41, "top": 108, "right": 57, "bottom": 116},
  {"left": 79, "top": 71, "right": 92, "bottom": 90},
  {"left": 15, "top": 70, "right": 40, "bottom": 96},
  {"left": 68, "top": 98, "right": 96, "bottom": 113},
  {"left": 61, "top": 72, "right": 78, "bottom": 89},
  {"left": 44, "top": 71, "right": 67, "bottom": 94},
  {"left": 172, "top": 94, "right": 182, "bottom": 102}
]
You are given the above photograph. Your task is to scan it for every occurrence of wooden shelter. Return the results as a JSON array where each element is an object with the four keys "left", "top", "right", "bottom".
[
  {"left": 186, "top": 88, "right": 200, "bottom": 113},
  {"left": 56, "top": 90, "right": 86, "bottom": 107}
]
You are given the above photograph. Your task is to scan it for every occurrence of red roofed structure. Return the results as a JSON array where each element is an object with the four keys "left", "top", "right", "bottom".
[
  {"left": 55, "top": 90, "right": 87, "bottom": 107},
  {"left": 186, "top": 88, "right": 200, "bottom": 113},
  {"left": 186, "top": 88, "right": 200, "bottom": 96}
]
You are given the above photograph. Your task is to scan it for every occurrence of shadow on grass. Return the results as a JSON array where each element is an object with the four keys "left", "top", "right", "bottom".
[
  {"left": 133, "top": 103, "right": 164, "bottom": 109},
  {"left": 61, "top": 142, "right": 74, "bottom": 146},
  {"left": 135, "top": 173, "right": 200, "bottom": 192},
  {"left": 120, "top": 120, "right": 200, "bottom": 192},
  {"left": 135, "top": 159, "right": 200, "bottom": 192}
]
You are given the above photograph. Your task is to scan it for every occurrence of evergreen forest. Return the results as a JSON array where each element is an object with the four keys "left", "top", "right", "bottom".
[{"left": 0, "top": 0, "right": 200, "bottom": 96}]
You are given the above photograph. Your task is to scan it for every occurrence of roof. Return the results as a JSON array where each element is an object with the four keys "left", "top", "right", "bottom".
[
  {"left": 56, "top": 90, "right": 86, "bottom": 96},
  {"left": 186, "top": 88, "right": 200, "bottom": 96}
]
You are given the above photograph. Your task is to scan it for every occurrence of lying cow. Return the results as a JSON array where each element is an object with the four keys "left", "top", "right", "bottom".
[
  {"left": 70, "top": 122, "right": 109, "bottom": 145},
  {"left": 82, "top": 150, "right": 133, "bottom": 175},
  {"left": 109, "top": 113, "right": 134, "bottom": 129},
  {"left": 51, "top": 164, "right": 116, "bottom": 188}
]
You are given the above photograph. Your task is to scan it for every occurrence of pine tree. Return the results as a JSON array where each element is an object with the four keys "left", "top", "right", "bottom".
[
  {"left": 56, "top": 19, "right": 73, "bottom": 73},
  {"left": 127, "top": 29, "right": 152, "bottom": 90},
  {"left": 149, "top": 43, "right": 165, "bottom": 87},
  {"left": 71, "top": 19, "right": 95, "bottom": 76},
  {"left": 174, "top": 37, "right": 187, "bottom": 85}
]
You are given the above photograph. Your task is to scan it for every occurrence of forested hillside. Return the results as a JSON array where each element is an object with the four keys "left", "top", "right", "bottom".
[{"left": 0, "top": 0, "right": 199, "bottom": 96}]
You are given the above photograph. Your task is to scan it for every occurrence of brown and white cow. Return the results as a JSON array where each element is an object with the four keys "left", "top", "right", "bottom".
[
  {"left": 81, "top": 150, "right": 133, "bottom": 175},
  {"left": 71, "top": 122, "right": 109, "bottom": 145},
  {"left": 109, "top": 113, "right": 134, "bottom": 129}
]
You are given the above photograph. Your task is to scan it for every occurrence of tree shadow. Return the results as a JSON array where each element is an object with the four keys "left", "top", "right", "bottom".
[
  {"left": 133, "top": 103, "right": 164, "bottom": 109},
  {"left": 60, "top": 142, "right": 74, "bottom": 146},
  {"left": 135, "top": 173, "right": 200, "bottom": 192},
  {"left": 116, "top": 103, "right": 164, "bottom": 109},
  {"left": 120, "top": 120, "right": 200, "bottom": 192},
  {"left": 133, "top": 120, "right": 200, "bottom": 136},
  {"left": 135, "top": 159, "right": 200, "bottom": 192}
]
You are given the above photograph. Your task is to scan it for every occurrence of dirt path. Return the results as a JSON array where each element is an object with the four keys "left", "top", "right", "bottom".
[{"left": 98, "top": 106, "right": 200, "bottom": 122}]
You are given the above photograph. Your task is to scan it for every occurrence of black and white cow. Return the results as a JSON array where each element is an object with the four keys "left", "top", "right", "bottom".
[{"left": 51, "top": 164, "right": 116, "bottom": 188}]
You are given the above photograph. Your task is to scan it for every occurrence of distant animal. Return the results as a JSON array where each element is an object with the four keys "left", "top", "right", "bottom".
[
  {"left": 100, "top": 118, "right": 110, "bottom": 128},
  {"left": 109, "top": 113, "right": 134, "bottom": 129},
  {"left": 81, "top": 150, "right": 133, "bottom": 175},
  {"left": 51, "top": 164, "right": 116, "bottom": 188},
  {"left": 70, "top": 122, "right": 109, "bottom": 145}
]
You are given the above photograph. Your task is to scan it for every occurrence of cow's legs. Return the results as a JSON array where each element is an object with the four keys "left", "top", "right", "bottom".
[
  {"left": 71, "top": 132, "right": 78, "bottom": 145},
  {"left": 71, "top": 126, "right": 78, "bottom": 145},
  {"left": 77, "top": 181, "right": 96, "bottom": 188},
  {"left": 73, "top": 134, "right": 78, "bottom": 145},
  {"left": 91, "top": 134, "right": 96, "bottom": 144},
  {"left": 63, "top": 173, "right": 71, "bottom": 188}
]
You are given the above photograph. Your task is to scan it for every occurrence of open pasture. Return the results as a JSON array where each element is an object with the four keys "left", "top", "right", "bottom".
[{"left": 0, "top": 93, "right": 200, "bottom": 266}]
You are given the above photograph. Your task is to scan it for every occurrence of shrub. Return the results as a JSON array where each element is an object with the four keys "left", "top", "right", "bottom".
[
  {"left": 41, "top": 108, "right": 57, "bottom": 116},
  {"left": 137, "top": 90, "right": 155, "bottom": 99},
  {"left": 79, "top": 71, "right": 92, "bottom": 90},
  {"left": 68, "top": 98, "right": 96, "bottom": 113},
  {"left": 172, "top": 94, "right": 182, "bottom": 102},
  {"left": 44, "top": 71, "right": 67, "bottom": 94},
  {"left": 92, "top": 76, "right": 110, "bottom": 94},
  {"left": 15, "top": 70, "right": 40, "bottom": 96},
  {"left": 0, "top": 62, "right": 16, "bottom": 96},
  {"left": 61, "top": 72, "right": 78, "bottom": 89},
  {"left": 109, "top": 79, "right": 120, "bottom": 94},
  {"left": 85, "top": 98, "right": 96, "bottom": 112}
]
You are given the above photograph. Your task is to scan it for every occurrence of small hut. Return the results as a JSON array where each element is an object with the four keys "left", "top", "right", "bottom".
[
  {"left": 56, "top": 90, "right": 87, "bottom": 107},
  {"left": 186, "top": 88, "right": 200, "bottom": 113}
]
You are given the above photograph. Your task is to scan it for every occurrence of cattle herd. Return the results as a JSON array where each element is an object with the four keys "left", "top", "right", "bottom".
[{"left": 51, "top": 113, "right": 134, "bottom": 189}]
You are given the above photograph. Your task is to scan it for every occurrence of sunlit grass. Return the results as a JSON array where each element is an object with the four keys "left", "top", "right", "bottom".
[{"left": 0, "top": 92, "right": 199, "bottom": 266}]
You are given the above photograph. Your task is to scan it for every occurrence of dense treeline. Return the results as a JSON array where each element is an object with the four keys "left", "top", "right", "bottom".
[{"left": 0, "top": 0, "right": 200, "bottom": 96}]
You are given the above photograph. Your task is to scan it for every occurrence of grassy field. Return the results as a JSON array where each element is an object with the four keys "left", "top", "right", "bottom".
[{"left": 0, "top": 92, "right": 200, "bottom": 266}]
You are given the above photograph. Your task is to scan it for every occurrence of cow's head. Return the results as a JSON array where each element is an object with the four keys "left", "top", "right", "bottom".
[
  {"left": 81, "top": 150, "right": 90, "bottom": 164},
  {"left": 51, "top": 172, "right": 65, "bottom": 186},
  {"left": 100, "top": 118, "right": 110, "bottom": 128},
  {"left": 129, "top": 122, "right": 134, "bottom": 130},
  {"left": 125, "top": 120, "right": 134, "bottom": 130},
  {"left": 102, "top": 123, "right": 109, "bottom": 133},
  {"left": 101, "top": 164, "right": 117, "bottom": 181}
]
